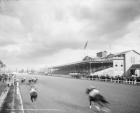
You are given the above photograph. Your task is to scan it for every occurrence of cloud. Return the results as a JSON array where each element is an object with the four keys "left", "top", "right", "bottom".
[
  {"left": 75, "top": 0, "right": 140, "bottom": 39},
  {"left": 0, "top": 0, "right": 140, "bottom": 69},
  {"left": 112, "top": 17, "right": 140, "bottom": 53}
]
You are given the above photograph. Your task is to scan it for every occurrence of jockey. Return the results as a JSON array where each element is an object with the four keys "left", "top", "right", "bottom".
[
  {"left": 30, "top": 86, "right": 37, "bottom": 93},
  {"left": 87, "top": 85, "right": 109, "bottom": 110},
  {"left": 89, "top": 85, "right": 100, "bottom": 97},
  {"left": 88, "top": 85, "right": 100, "bottom": 109}
]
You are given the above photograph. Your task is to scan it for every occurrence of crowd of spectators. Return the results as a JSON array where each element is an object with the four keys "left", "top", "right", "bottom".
[{"left": 70, "top": 73, "right": 140, "bottom": 85}]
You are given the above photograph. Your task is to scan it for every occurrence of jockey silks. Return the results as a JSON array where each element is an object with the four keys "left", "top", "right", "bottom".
[{"left": 89, "top": 89, "right": 100, "bottom": 97}]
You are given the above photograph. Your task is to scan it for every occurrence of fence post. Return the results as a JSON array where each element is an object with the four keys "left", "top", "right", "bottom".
[
  {"left": 134, "top": 79, "right": 137, "bottom": 85},
  {"left": 132, "top": 80, "right": 134, "bottom": 85},
  {"left": 125, "top": 80, "right": 127, "bottom": 84},
  {"left": 117, "top": 79, "right": 119, "bottom": 83},
  {"left": 128, "top": 80, "right": 130, "bottom": 84}
]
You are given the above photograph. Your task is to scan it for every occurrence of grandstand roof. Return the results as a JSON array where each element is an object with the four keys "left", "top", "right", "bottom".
[
  {"left": 131, "top": 64, "right": 140, "bottom": 69},
  {"left": 101, "top": 50, "right": 140, "bottom": 60},
  {"left": 53, "top": 60, "right": 113, "bottom": 68},
  {"left": 52, "top": 50, "right": 140, "bottom": 69},
  {"left": 113, "top": 50, "right": 140, "bottom": 56}
]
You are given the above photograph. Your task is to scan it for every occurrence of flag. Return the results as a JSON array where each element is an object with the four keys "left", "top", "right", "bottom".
[{"left": 84, "top": 41, "right": 88, "bottom": 49}]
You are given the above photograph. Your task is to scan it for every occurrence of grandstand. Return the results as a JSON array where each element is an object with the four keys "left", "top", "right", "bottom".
[{"left": 50, "top": 50, "right": 140, "bottom": 77}]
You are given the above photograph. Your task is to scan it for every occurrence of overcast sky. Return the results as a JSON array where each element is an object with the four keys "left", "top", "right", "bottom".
[{"left": 0, "top": 0, "right": 140, "bottom": 70}]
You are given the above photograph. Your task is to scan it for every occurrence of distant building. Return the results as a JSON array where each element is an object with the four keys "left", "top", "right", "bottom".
[
  {"left": 111, "top": 50, "right": 140, "bottom": 76},
  {"left": 51, "top": 50, "right": 140, "bottom": 77},
  {"left": 97, "top": 51, "right": 107, "bottom": 58}
]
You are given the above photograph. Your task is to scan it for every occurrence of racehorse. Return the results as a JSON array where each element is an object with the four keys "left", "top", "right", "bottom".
[
  {"left": 21, "top": 78, "right": 26, "bottom": 83},
  {"left": 86, "top": 88, "right": 110, "bottom": 113},
  {"left": 28, "top": 77, "right": 38, "bottom": 84},
  {"left": 28, "top": 79, "right": 33, "bottom": 83},
  {"left": 33, "top": 78, "right": 38, "bottom": 83},
  {"left": 30, "top": 87, "right": 38, "bottom": 103}
]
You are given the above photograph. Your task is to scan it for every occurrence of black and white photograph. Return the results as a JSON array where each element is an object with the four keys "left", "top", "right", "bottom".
[{"left": 0, "top": 0, "right": 140, "bottom": 113}]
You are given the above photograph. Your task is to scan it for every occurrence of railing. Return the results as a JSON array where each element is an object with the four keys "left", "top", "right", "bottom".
[
  {"left": 51, "top": 74, "right": 140, "bottom": 86},
  {"left": 87, "top": 77, "right": 140, "bottom": 85}
]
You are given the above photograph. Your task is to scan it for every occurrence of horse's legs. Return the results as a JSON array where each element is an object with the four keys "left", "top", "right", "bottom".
[
  {"left": 31, "top": 96, "right": 34, "bottom": 102},
  {"left": 34, "top": 97, "right": 37, "bottom": 101},
  {"left": 89, "top": 100, "right": 101, "bottom": 112},
  {"left": 95, "top": 104, "right": 100, "bottom": 112},
  {"left": 89, "top": 100, "right": 92, "bottom": 109},
  {"left": 90, "top": 101, "right": 97, "bottom": 109},
  {"left": 35, "top": 95, "right": 37, "bottom": 101},
  {"left": 94, "top": 102, "right": 102, "bottom": 112},
  {"left": 31, "top": 96, "right": 32, "bottom": 102}
]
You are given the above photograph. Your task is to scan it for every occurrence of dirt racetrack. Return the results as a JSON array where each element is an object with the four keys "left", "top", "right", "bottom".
[{"left": 18, "top": 75, "right": 140, "bottom": 113}]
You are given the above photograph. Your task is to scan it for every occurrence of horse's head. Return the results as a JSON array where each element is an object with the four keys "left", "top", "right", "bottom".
[{"left": 86, "top": 88, "right": 92, "bottom": 94}]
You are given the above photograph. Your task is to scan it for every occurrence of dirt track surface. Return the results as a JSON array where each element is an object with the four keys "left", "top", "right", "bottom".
[{"left": 18, "top": 74, "right": 140, "bottom": 113}]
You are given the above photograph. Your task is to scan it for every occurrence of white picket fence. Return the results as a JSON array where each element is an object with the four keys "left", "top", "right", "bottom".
[
  {"left": 88, "top": 78, "right": 140, "bottom": 85},
  {"left": 52, "top": 74, "right": 140, "bottom": 85}
]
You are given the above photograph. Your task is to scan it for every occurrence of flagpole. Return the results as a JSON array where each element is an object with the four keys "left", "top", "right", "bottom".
[
  {"left": 84, "top": 41, "right": 88, "bottom": 57},
  {"left": 83, "top": 41, "right": 92, "bottom": 76}
]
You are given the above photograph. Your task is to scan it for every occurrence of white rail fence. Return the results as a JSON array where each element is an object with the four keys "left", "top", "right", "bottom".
[
  {"left": 52, "top": 74, "right": 140, "bottom": 85},
  {"left": 86, "top": 77, "right": 140, "bottom": 85}
]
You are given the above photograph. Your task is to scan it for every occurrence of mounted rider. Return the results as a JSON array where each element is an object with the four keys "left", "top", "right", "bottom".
[
  {"left": 86, "top": 85, "right": 109, "bottom": 110},
  {"left": 30, "top": 86, "right": 38, "bottom": 102}
]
